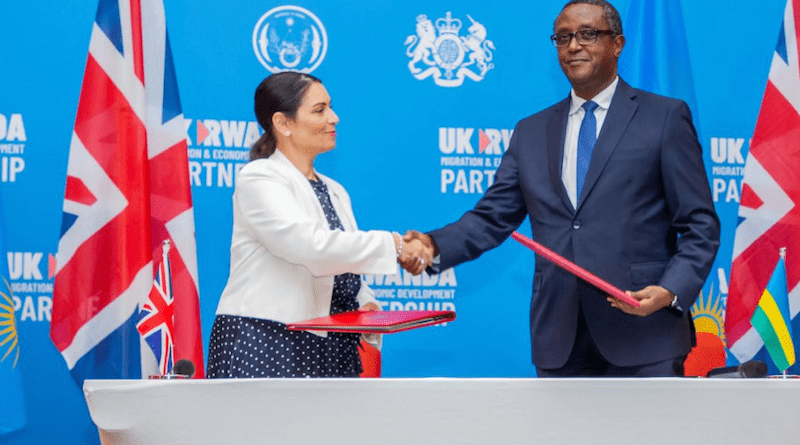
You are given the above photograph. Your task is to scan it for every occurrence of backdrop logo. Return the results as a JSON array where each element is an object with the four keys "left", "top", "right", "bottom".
[
  {"left": 364, "top": 267, "right": 458, "bottom": 316},
  {"left": 8, "top": 251, "right": 55, "bottom": 323},
  {"left": 184, "top": 117, "right": 258, "bottom": 188},
  {"left": 438, "top": 126, "right": 513, "bottom": 194},
  {"left": 709, "top": 136, "right": 748, "bottom": 204},
  {"left": 0, "top": 113, "right": 27, "bottom": 182},
  {"left": 404, "top": 12, "right": 495, "bottom": 87},
  {"left": 252, "top": 5, "right": 327, "bottom": 73}
]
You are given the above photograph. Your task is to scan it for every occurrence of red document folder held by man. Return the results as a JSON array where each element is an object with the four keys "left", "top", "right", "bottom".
[
  {"left": 511, "top": 232, "right": 640, "bottom": 307},
  {"left": 287, "top": 310, "right": 456, "bottom": 334}
]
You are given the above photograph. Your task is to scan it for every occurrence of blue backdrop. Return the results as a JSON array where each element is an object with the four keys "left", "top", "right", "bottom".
[{"left": 0, "top": 0, "right": 787, "bottom": 443}]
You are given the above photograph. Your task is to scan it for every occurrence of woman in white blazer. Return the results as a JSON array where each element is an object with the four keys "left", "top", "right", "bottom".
[{"left": 207, "top": 72, "right": 431, "bottom": 378}]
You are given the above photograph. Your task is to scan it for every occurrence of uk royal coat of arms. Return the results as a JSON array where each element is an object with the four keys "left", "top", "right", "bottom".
[{"left": 404, "top": 12, "right": 495, "bottom": 87}]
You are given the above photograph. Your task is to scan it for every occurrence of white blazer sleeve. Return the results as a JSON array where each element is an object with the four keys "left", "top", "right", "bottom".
[
  {"left": 355, "top": 281, "right": 382, "bottom": 308},
  {"left": 235, "top": 165, "right": 397, "bottom": 277},
  {"left": 357, "top": 281, "right": 384, "bottom": 350}
]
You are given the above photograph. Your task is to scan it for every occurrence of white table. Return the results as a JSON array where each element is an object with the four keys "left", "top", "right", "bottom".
[{"left": 84, "top": 377, "right": 800, "bottom": 445}]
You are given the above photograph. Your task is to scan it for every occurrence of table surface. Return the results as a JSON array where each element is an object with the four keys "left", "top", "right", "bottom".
[{"left": 84, "top": 377, "right": 800, "bottom": 445}]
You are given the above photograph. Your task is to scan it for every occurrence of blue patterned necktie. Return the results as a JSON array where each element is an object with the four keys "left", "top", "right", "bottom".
[{"left": 576, "top": 100, "right": 599, "bottom": 201}]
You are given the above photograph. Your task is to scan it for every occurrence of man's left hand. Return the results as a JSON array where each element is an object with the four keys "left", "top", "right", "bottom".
[{"left": 608, "top": 285, "right": 674, "bottom": 317}]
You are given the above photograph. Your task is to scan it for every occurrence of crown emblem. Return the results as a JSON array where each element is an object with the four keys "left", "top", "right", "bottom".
[
  {"left": 405, "top": 11, "right": 495, "bottom": 87},
  {"left": 435, "top": 12, "right": 462, "bottom": 34}
]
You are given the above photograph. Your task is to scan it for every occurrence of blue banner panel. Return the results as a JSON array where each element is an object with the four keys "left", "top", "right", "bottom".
[{"left": 0, "top": 0, "right": 790, "bottom": 443}]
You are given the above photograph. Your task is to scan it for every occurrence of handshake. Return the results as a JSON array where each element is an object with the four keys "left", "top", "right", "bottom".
[{"left": 393, "top": 230, "right": 437, "bottom": 276}]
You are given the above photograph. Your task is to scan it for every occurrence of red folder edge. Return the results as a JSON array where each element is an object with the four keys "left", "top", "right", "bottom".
[
  {"left": 287, "top": 310, "right": 456, "bottom": 334},
  {"left": 511, "top": 232, "right": 641, "bottom": 308}
]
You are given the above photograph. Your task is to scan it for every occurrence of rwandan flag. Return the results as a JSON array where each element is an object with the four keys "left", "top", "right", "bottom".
[{"left": 751, "top": 256, "right": 796, "bottom": 372}]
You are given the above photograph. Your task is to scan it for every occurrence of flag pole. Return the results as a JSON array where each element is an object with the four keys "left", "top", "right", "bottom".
[
  {"left": 161, "top": 239, "right": 172, "bottom": 301},
  {"left": 780, "top": 246, "right": 788, "bottom": 379},
  {"left": 162, "top": 239, "right": 171, "bottom": 260}
]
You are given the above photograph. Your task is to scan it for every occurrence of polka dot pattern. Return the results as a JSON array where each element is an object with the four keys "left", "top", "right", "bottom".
[
  {"left": 206, "top": 178, "right": 363, "bottom": 378},
  {"left": 308, "top": 178, "right": 362, "bottom": 315},
  {"left": 206, "top": 315, "right": 361, "bottom": 378}
]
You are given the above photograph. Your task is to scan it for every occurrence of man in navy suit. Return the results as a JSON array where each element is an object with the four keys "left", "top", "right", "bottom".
[{"left": 404, "top": 0, "right": 720, "bottom": 376}]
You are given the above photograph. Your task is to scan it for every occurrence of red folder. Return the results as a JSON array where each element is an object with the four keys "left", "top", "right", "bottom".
[
  {"left": 287, "top": 310, "right": 456, "bottom": 334},
  {"left": 511, "top": 232, "right": 641, "bottom": 307}
]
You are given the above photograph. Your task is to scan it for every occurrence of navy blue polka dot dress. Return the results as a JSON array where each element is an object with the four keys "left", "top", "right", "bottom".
[{"left": 207, "top": 178, "right": 363, "bottom": 378}]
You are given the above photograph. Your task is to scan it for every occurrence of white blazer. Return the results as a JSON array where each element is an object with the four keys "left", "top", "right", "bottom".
[{"left": 215, "top": 150, "right": 397, "bottom": 336}]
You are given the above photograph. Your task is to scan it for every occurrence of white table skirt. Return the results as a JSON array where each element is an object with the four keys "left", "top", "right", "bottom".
[{"left": 84, "top": 377, "right": 800, "bottom": 445}]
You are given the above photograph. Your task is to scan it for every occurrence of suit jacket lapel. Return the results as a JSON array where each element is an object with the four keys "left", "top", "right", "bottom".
[
  {"left": 576, "top": 79, "right": 638, "bottom": 211},
  {"left": 547, "top": 96, "right": 574, "bottom": 213}
]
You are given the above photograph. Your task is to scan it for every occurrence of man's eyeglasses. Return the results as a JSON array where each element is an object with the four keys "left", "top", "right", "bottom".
[{"left": 550, "top": 29, "right": 616, "bottom": 47}]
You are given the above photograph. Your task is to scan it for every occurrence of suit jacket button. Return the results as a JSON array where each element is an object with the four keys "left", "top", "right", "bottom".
[{"left": 572, "top": 220, "right": 582, "bottom": 230}]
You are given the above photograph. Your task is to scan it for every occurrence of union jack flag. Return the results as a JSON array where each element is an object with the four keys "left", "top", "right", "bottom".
[
  {"left": 50, "top": 0, "right": 204, "bottom": 383},
  {"left": 137, "top": 240, "right": 175, "bottom": 375},
  {"left": 726, "top": 0, "right": 800, "bottom": 373}
]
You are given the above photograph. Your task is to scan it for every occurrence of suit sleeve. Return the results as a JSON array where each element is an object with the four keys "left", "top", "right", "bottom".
[
  {"left": 428, "top": 122, "right": 529, "bottom": 270},
  {"left": 234, "top": 167, "right": 398, "bottom": 277},
  {"left": 657, "top": 101, "right": 720, "bottom": 308}
]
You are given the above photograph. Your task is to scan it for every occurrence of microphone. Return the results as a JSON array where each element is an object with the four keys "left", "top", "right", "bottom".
[
  {"left": 148, "top": 359, "right": 196, "bottom": 379},
  {"left": 706, "top": 360, "right": 767, "bottom": 378},
  {"left": 173, "top": 359, "right": 196, "bottom": 378}
]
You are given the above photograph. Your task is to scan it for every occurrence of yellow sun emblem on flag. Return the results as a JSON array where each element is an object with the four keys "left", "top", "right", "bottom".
[
  {"left": 691, "top": 285, "right": 726, "bottom": 342},
  {"left": 0, "top": 277, "right": 20, "bottom": 368},
  {"left": 684, "top": 284, "right": 729, "bottom": 376}
]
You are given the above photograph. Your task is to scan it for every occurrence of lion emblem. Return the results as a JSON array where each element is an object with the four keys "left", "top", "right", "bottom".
[{"left": 404, "top": 15, "right": 437, "bottom": 74}]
